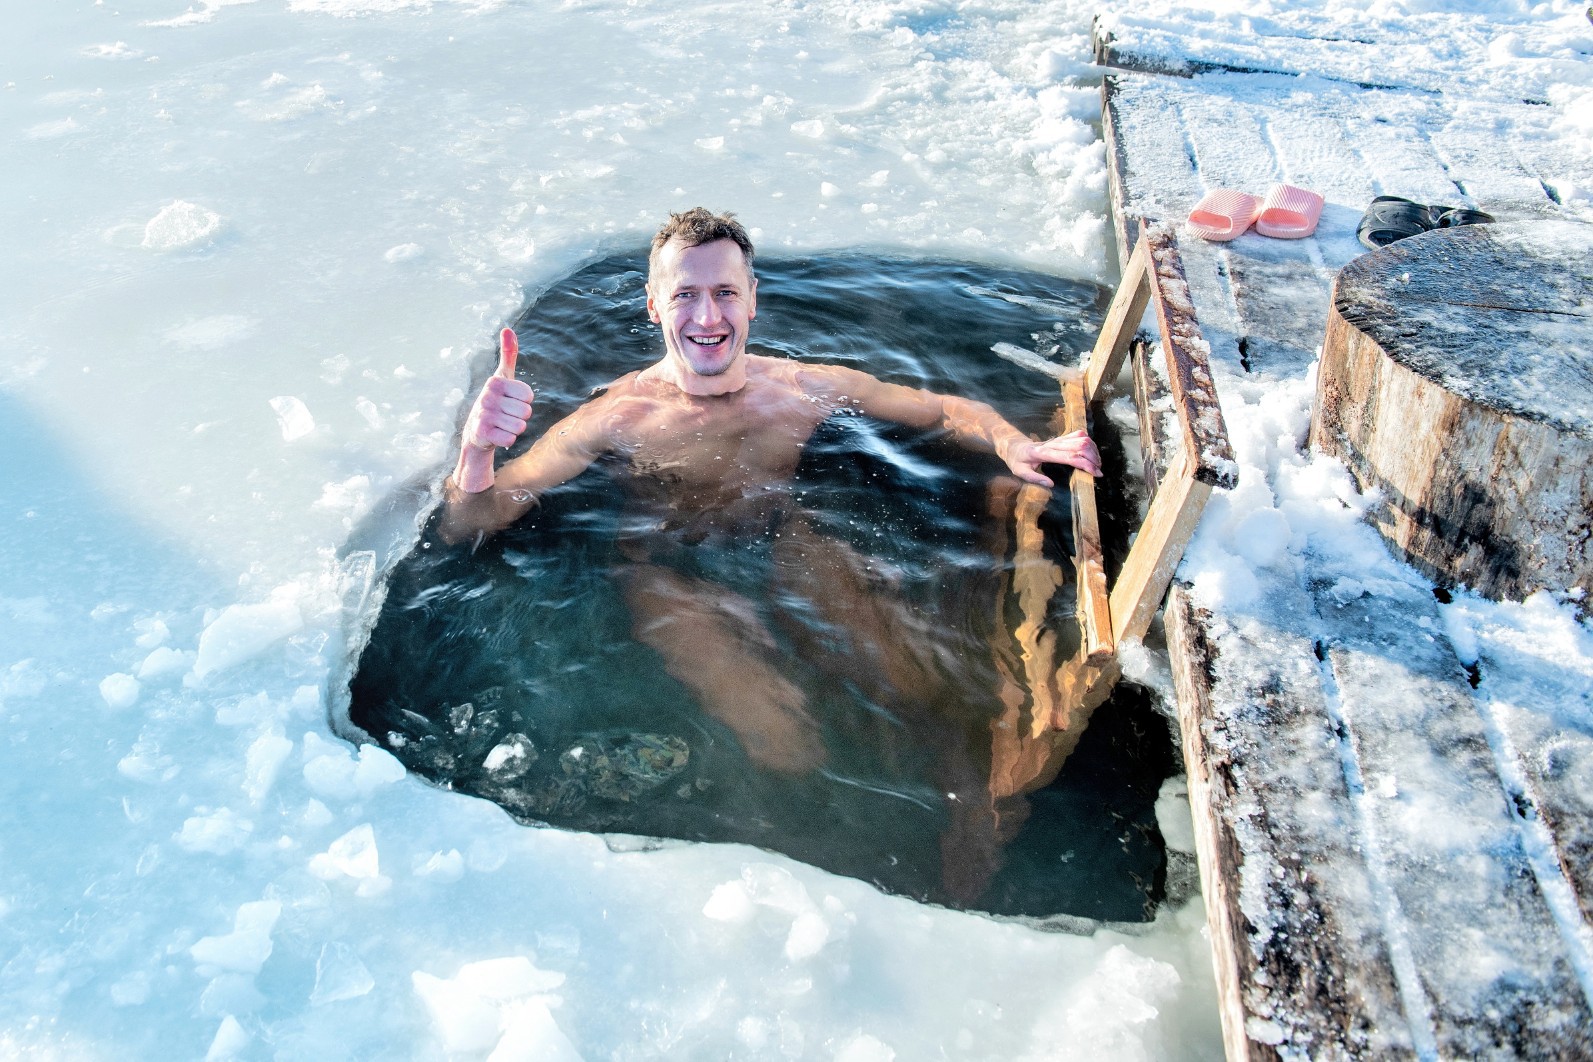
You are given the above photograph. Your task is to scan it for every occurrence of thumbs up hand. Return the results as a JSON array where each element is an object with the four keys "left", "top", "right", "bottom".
[
  {"left": 454, "top": 328, "right": 535, "bottom": 493},
  {"left": 464, "top": 328, "right": 535, "bottom": 452}
]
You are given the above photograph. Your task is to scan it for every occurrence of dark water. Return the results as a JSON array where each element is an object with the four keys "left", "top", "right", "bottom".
[{"left": 347, "top": 251, "right": 1177, "bottom": 921}]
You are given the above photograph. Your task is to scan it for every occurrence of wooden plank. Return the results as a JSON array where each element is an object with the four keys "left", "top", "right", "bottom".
[
  {"left": 1108, "top": 446, "right": 1212, "bottom": 644},
  {"left": 1174, "top": 81, "right": 1285, "bottom": 196},
  {"left": 1130, "top": 337, "right": 1176, "bottom": 497},
  {"left": 1063, "top": 376, "right": 1114, "bottom": 664},
  {"left": 1319, "top": 587, "right": 1593, "bottom": 1055},
  {"left": 1427, "top": 105, "right": 1575, "bottom": 219},
  {"left": 1141, "top": 225, "right": 1239, "bottom": 489},
  {"left": 1166, "top": 584, "right": 1415, "bottom": 1059},
  {"left": 1099, "top": 72, "right": 1143, "bottom": 268},
  {"left": 1162, "top": 77, "right": 1346, "bottom": 377},
  {"left": 1092, "top": 11, "right": 1554, "bottom": 103},
  {"left": 1100, "top": 74, "right": 1204, "bottom": 263},
  {"left": 1100, "top": 72, "right": 1308, "bottom": 381},
  {"left": 1084, "top": 233, "right": 1152, "bottom": 403},
  {"left": 1341, "top": 90, "right": 1473, "bottom": 205},
  {"left": 1490, "top": 706, "right": 1593, "bottom": 926}
]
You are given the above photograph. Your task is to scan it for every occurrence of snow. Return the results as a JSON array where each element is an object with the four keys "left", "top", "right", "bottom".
[{"left": 4, "top": 0, "right": 1590, "bottom": 1056}]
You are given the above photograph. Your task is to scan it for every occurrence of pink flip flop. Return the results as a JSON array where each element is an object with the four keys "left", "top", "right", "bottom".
[
  {"left": 1185, "top": 189, "right": 1262, "bottom": 241},
  {"left": 1253, "top": 183, "right": 1324, "bottom": 239}
]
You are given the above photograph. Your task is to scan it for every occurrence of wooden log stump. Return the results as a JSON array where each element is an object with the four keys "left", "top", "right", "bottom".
[{"left": 1312, "top": 219, "right": 1593, "bottom": 604}]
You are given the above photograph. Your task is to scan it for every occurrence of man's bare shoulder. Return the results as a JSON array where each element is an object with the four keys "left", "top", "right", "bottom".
[{"left": 757, "top": 356, "right": 877, "bottom": 400}]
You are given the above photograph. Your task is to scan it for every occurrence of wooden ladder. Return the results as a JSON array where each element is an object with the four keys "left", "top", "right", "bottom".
[{"left": 1017, "top": 221, "right": 1237, "bottom": 745}]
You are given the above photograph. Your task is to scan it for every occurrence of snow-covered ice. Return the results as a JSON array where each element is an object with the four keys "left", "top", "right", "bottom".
[
  {"left": 5, "top": 0, "right": 1590, "bottom": 1056},
  {"left": 1, "top": 0, "right": 1220, "bottom": 1057}
]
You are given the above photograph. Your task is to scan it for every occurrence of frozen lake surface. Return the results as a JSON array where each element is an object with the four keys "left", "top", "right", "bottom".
[{"left": 2, "top": 0, "right": 1218, "bottom": 1057}]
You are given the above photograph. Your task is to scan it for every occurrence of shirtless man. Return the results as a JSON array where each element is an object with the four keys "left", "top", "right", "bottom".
[{"left": 440, "top": 208, "right": 1100, "bottom": 776}]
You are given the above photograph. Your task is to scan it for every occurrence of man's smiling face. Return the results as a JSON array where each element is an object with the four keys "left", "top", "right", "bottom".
[{"left": 647, "top": 237, "right": 757, "bottom": 381}]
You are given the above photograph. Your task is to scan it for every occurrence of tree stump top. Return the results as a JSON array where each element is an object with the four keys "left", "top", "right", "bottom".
[{"left": 1333, "top": 219, "right": 1593, "bottom": 438}]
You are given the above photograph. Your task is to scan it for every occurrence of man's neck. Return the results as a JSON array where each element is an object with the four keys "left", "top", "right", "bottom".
[{"left": 648, "top": 353, "right": 750, "bottom": 397}]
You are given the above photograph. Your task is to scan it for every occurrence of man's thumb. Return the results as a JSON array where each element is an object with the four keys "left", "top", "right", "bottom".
[{"left": 497, "top": 327, "right": 519, "bottom": 378}]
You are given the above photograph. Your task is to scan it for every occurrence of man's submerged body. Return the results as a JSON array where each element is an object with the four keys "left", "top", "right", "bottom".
[{"left": 438, "top": 209, "right": 1101, "bottom": 785}]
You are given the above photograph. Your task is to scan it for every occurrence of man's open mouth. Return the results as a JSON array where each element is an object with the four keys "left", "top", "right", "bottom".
[{"left": 688, "top": 335, "right": 728, "bottom": 346}]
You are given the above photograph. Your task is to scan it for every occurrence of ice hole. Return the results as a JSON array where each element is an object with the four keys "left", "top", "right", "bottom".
[{"left": 343, "top": 251, "right": 1176, "bottom": 920}]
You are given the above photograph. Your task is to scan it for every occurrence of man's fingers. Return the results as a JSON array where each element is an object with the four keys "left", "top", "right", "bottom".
[
  {"left": 1030, "top": 435, "right": 1102, "bottom": 477},
  {"left": 498, "top": 327, "right": 519, "bottom": 379},
  {"left": 497, "top": 377, "right": 535, "bottom": 403},
  {"left": 468, "top": 374, "right": 534, "bottom": 452},
  {"left": 483, "top": 375, "right": 533, "bottom": 406},
  {"left": 1016, "top": 468, "right": 1054, "bottom": 488},
  {"left": 488, "top": 389, "right": 533, "bottom": 420},
  {"left": 489, "top": 410, "right": 528, "bottom": 434}
]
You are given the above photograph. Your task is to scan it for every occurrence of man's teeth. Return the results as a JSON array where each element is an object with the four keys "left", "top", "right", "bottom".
[{"left": 689, "top": 336, "right": 726, "bottom": 346}]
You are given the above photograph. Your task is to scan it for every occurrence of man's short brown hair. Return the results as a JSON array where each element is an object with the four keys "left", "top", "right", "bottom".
[{"left": 648, "top": 207, "right": 755, "bottom": 281}]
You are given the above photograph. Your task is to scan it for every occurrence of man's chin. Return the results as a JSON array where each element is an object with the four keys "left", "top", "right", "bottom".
[{"left": 683, "top": 345, "right": 738, "bottom": 376}]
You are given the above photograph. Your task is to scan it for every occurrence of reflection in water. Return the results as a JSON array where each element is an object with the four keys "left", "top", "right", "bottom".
[{"left": 346, "top": 252, "right": 1176, "bottom": 920}]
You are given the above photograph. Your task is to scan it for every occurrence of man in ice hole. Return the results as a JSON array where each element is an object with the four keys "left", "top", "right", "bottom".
[{"left": 440, "top": 208, "right": 1100, "bottom": 785}]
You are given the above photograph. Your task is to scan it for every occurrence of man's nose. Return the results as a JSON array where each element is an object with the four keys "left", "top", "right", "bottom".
[{"left": 693, "top": 296, "right": 723, "bottom": 326}]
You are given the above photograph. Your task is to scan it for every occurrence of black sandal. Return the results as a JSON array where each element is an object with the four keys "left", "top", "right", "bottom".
[
  {"left": 1436, "top": 206, "right": 1495, "bottom": 228},
  {"left": 1356, "top": 195, "right": 1442, "bottom": 250},
  {"left": 1356, "top": 196, "right": 1495, "bottom": 250}
]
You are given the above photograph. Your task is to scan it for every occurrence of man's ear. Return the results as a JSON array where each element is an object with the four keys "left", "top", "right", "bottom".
[
  {"left": 644, "top": 283, "right": 661, "bottom": 323},
  {"left": 747, "top": 275, "right": 757, "bottom": 320}
]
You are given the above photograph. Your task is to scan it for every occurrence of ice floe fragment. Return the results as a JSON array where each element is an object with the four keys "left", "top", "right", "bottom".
[
  {"left": 205, "top": 1015, "right": 249, "bottom": 1060},
  {"left": 193, "top": 596, "right": 304, "bottom": 678},
  {"left": 176, "top": 806, "right": 255, "bottom": 854},
  {"left": 142, "top": 200, "right": 222, "bottom": 250},
  {"left": 311, "top": 942, "right": 375, "bottom": 1005},
  {"left": 99, "top": 672, "right": 140, "bottom": 709},
  {"left": 269, "top": 396, "right": 315, "bottom": 441},
  {"left": 412, "top": 956, "right": 573, "bottom": 1059},
  {"left": 309, "top": 823, "right": 380, "bottom": 881},
  {"left": 191, "top": 899, "right": 281, "bottom": 975}
]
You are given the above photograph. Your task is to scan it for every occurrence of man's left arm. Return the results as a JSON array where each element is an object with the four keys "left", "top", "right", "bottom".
[{"left": 807, "top": 365, "right": 1101, "bottom": 487}]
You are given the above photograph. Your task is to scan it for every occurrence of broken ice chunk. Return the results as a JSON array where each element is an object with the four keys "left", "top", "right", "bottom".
[
  {"left": 269, "top": 396, "right": 315, "bottom": 441},
  {"left": 484, "top": 733, "right": 538, "bottom": 779},
  {"left": 99, "top": 672, "right": 141, "bottom": 709},
  {"left": 190, "top": 900, "right": 282, "bottom": 975}
]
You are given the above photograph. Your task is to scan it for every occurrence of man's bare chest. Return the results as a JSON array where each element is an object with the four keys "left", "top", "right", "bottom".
[{"left": 621, "top": 395, "right": 830, "bottom": 483}]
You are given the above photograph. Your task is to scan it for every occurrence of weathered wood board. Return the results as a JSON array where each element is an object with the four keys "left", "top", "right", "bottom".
[
  {"left": 1099, "top": 64, "right": 1580, "bottom": 381},
  {"left": 1166, "top": 585, "right": 1412, "bottom": 1060},
  {"left": 1319, "top": 587, "right": 1592, "bottom": 1055},
  {"left": 1093, "top": 9, "right": 1569, "bottom": 103}
]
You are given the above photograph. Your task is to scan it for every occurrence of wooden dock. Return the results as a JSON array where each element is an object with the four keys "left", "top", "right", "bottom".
[{"left": 1091, "top": 8, "right": 1593, "bottom": 1058}]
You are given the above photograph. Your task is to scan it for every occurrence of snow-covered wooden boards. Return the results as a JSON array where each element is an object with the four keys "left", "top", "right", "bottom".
[
  {"left": 1315, "top": 220, "right": 1593, "bottom": 604},
  {"left": 1093, "top": 9, "right": 1573, "bottom": 105},
  {"left": 1098, "top": 68, "right": 1579, "bottom": 380},
  {"left": 1095, "top": 8, "right": 1593, "bottom": 1059}
]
